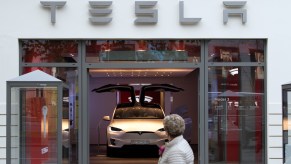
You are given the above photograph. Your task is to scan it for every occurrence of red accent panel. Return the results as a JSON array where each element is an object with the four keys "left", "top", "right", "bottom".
[
  {"left": 255, "top": 79, "right": 263, "bottom": 163},
  {"left": 26, "top": 97, "right": 48, "bottom": 163}
]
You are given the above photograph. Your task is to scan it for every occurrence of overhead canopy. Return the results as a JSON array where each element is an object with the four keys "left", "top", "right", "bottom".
[
  {"left": 8, "top": 70, "right": 61, "bottom": 82},
  {"left": 282, "top": 81, "right": 291, "bottom": 90}
]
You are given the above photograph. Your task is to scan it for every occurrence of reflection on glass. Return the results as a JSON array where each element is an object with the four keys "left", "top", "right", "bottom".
[
  {"left": 255, "top": 67, "right": 264, "bottom": 80},
  {"left": 208, "top": 66, "right": 265, "bottom": 164},
  {"left": 21, "top": 40, "right": 78, "bottom": 63},
  {"left": 10, "top": 87, "right": 58, "bottom": 164},
  {"left": 85, "top": 40, "right": 201, "bottom": 63},
  {"left": 22, "top": 67, "right": 79, "bottom": 164},
  {"left": 208, "top": 40, "right": 265, "bottom": 62}
]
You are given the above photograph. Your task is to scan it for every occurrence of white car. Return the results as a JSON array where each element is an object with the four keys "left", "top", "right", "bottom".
[{"left": 92, "top": 84, "right": 183, "bottom": 156}]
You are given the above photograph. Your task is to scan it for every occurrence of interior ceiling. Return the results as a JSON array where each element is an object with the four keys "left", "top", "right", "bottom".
[{"left": 89, "top": 68, "right": 194, "bottom": 77}]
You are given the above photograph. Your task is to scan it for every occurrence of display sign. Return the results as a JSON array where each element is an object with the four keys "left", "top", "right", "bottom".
[{"left": 40, "top": 1, "right": 247, "bottom": 24}]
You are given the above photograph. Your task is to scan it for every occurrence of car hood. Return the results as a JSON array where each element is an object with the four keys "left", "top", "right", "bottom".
[{"left": 110, "top": 119, "right": 164, "bottom": 132}]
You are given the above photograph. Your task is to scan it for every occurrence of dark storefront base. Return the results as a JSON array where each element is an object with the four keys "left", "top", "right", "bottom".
[{"left": 87, "top": 144, "right": 198, "bottom": 164}]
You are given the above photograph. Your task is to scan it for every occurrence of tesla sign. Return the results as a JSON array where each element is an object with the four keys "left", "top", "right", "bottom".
[{"left": 40, "top": 1, "right": 247, "bottom": 24}]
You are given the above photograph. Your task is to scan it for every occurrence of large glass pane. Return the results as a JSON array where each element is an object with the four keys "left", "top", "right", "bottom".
[
  {"left": 22, "top": 67, "right": 79, "bottom": 164},
  {"left": 89, "top": 69, "right": 199, "bottom": 163},
  {"left": 10, "top": 87, "right": 58, "bottom": 164},
  {"left": 208, "top": 66, "right": 265, "bottom": 164},
  {"left": 208, "top": 40, "right": 264, "bottom": 62},
  {"left": 21, "top": 40, "right": 78, "bottom": 63},
  {"left": 86, "top": 40, "right": 201, "bottom": 63}
]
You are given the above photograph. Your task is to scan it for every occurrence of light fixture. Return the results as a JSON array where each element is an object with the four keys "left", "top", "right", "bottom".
[
  {"left": 89, "top": 68, "right": 193, "bottom": 77},
  {"left": 128, "top": 95, "right": 153, "bottom": 102},
  {"left": 137, "top": 40, "right": 147, "bottom": 51},
  {"left": 176, "top": 40, "right": 185, "bottom": 51},
  {"left": 283, "top": 118, "right": 290, "bottom": 131},
  {"left": 229, "top": 68, "right": 238, "bottom": 76},
  {"left": 104, "top": 41, "right": 111, "bottom": 51},
  {"left": 63, "top": 97, "right": 69, "bottom": 102}
]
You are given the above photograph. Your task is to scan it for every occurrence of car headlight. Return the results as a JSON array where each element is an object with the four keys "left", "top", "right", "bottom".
[
  {"left": 157, "top": 128, "right": 165, "bottom": 132},
  {"left": 109, "top": 126, "right": 123, "bottom": 132}
]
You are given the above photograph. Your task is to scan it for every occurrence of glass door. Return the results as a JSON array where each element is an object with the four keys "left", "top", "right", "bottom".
[{"left": 16, "top": 87, "right": 59, "bottom": 164}]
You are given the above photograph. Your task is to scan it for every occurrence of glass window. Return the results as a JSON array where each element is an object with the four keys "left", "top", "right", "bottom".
[
  {"left": 21, "top": 40, "right": 78, "bottom": 63},
  {"left": 22, "top": 67, "right": 79, "bottom": 164},
  {"left": 208, "top": 66, "right": 265, "bottom": 163},
  {"left": 208, "top": 40, "right": 264, "bottom": 62},
  {"left": 86, "top": 40, "right": 201, "bottom": 63}
]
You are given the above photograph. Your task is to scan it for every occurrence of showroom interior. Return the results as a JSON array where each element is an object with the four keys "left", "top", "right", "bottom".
[
  {"left": 86, "top": 40, "right": 200, "bottom": 163},
  {"left": 88, "top": 68, "right": 199, "bottom": 158},
  {"left": 10, "top": 39, "right": 266, "bottom": 164}
]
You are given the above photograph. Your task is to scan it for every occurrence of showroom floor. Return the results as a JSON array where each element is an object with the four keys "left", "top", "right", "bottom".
[
  {"left": 63, "top": 144, "right": 198, "bottom": 163},
  {"left": 90, "top": 145, "right": 158, "bottom": 164},
  {"left": 90, "top": 155, "right": 158, "bottom": 164},
  {"left": 89, "top": 145, "right": 198, "bottom": 164}
]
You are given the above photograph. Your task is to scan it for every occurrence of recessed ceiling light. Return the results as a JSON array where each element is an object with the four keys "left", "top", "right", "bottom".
[{"left": 89, "top": 68, "right": 194, "bottom": 77}]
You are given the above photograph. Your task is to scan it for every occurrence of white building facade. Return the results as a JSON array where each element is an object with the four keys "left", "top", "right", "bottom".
[{"left": 0, "top": 0, "right": 290, "bottom": 163}]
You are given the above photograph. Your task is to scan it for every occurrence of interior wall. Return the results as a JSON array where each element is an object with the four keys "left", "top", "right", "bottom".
[{"left": 89, "top": 69, "right": 199, "bottom": 145}]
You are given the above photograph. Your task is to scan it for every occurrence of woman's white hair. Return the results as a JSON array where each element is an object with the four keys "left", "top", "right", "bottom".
[{"left": 163, "top": 114, "right": 185, "bottom": 138}]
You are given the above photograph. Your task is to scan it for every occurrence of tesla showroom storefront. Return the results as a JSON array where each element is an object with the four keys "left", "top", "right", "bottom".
[
  {"left": 6, "top": 0, "right": 291, "bottom": 163},
  {"left": 5, "top": 39, "right": 265, "bottom": 164}
]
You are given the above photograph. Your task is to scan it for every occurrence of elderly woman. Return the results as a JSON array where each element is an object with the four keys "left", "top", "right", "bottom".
[{"left": 158, "top": 114, "right": 194, "bottom": 164}]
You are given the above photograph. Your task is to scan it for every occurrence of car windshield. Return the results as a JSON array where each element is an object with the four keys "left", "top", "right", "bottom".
[{"left": 113, "top": 107, "right": 165, "bottom": 119}]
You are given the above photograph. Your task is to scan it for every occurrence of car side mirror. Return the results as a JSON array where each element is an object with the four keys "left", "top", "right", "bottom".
[{"left": 103, "top": 116, "right": 110, "bottom": 121}]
